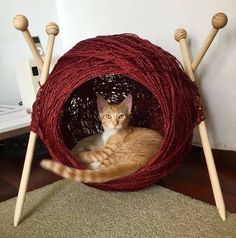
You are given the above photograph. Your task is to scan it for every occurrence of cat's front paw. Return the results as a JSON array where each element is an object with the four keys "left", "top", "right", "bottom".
[
  {"left": 85, "top": 145, "right": 96, "bottom": 151},
  {"left": 89, "top": 161, "right": 101, "bottom": 169}
]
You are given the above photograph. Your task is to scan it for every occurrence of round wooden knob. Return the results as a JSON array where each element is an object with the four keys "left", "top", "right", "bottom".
[
  {"left": 174, "top": 29, "right": 187, "bottom": 42},
  {"left": 13, "top": 15, "right": 29, "bottom": 31},
  {"left": 212, "top": 13, "right": 228, "bottom": 29},
  {"left": 46, "top": 22, "right": 59, "bottom": 36}
]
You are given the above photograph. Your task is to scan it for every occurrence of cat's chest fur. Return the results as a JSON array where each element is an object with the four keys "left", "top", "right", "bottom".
[{"left": 102, "top": 128, "right": 119, "bottom": 144}]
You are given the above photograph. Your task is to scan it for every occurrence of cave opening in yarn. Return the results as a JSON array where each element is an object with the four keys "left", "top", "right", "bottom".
[{"left": 60, "top": 75, "right": 163, "bottom": 150}]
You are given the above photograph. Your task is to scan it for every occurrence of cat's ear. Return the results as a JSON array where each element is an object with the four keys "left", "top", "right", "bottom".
[
  {"left": 121, "top": 94, "right": 132, "bottom": 113},
  {"left": 97, "top": 95, "right": 109, "bottom": 112}
]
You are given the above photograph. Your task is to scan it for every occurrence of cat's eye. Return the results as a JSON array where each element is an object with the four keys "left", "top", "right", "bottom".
[
  {"left": 118, "top": 114, "right": 125, "bottom": 120},
  {"left": 105, "top": 114, "right": 111, "bottom": 119}
]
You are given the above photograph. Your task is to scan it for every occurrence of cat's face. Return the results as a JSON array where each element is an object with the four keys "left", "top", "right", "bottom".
[{"left": 97, "top": 95, "right": 132, "bottom": 130}]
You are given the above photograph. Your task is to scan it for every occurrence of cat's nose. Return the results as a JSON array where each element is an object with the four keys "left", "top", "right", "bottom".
[{"left": 112, "top": 120, "right": 118, "bottom": 126}]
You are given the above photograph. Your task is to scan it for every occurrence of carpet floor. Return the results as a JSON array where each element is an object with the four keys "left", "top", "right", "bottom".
[{"left": 0, "top": 180, "right": 236, "bottom": 238}]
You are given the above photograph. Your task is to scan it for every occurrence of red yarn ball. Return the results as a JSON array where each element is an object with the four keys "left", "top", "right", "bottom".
[{"left": 31, "top": 34, "right": 203, "bottom": 191}]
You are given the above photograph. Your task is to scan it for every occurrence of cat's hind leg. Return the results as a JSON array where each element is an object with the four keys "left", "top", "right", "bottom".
[
  {"left": 74, "top": 144, "right": 116, "bottom": 169},
  {"left": 74, "top": 149, "right": 108, "bottom": 164}
]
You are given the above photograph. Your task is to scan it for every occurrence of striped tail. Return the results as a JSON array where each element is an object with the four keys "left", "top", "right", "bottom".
[
  {"left": 40, "top": 159, "right": 138, "bottom": 183},
  {"left": 40, "top": 160, "right": 84, "bottom": 181}
]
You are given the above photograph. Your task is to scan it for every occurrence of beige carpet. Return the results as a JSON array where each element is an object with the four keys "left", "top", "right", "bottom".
[{"left": 0, "top": 180, "right": 236, "bottom": 238}]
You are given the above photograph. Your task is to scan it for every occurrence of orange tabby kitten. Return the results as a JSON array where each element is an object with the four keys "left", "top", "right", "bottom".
[{"left": 41, "top": 95, "right": 162, "bottom": 183}]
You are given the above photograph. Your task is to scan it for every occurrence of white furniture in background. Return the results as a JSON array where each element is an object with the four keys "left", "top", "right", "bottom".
[
  {"left": 0, "top": 105, "right": 31, "bottom": 140},
  {"left": 0, "top": 55, "right": 59, "bottom": 140},
  {"left": 16, "top": 59, "right": 40, "bottom": 110},
  {"left": 16, "top": 57, "right": 59, "bottom": 110}
]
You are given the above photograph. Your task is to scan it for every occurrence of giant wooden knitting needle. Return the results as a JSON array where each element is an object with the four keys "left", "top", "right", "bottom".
[
  {"left": 13, "top": 15, "right": 44, "bottom": 71},
  {"left": 174, "top": 12, "right": 227, "bottom": 221},
  {"left": 13, "top": 18, "right": 59, "bottom": 227},
  {"left": 192, "top": 13, "right": 228, "bottom": 72}
]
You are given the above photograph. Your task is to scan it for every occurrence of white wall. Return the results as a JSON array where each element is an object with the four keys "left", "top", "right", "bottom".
[
  {"left": 0, "top": 0, "right": 63, "bottom": 105},
  {"left": 1, "top": 0, "right": 235, "bottom": 151}
]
